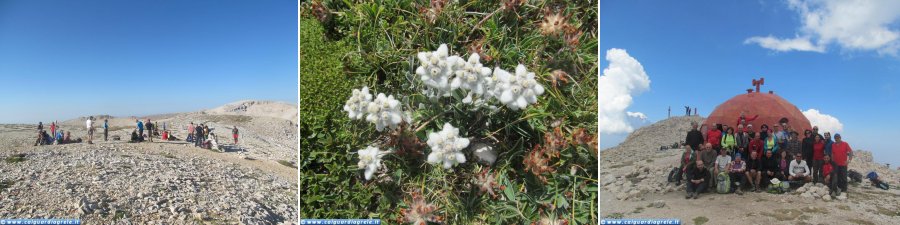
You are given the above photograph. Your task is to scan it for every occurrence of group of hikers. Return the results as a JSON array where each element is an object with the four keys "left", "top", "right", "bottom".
[
  {"left": 33, "top": 117, "right": 241, "bottom": 151},
  {"left": 675, "top": 114, "right": 860, "bottom": 199}
]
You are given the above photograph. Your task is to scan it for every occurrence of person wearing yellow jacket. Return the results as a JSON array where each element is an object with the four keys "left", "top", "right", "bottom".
[{"left": 721, "top": 127, "right": 737, "bottom": 155}]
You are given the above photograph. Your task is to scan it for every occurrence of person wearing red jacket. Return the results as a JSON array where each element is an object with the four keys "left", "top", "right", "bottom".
[
  {"left": 822, "top": 154, "right": 836, "bottom": 196},
  {"left": 707, "top": 124, "right": 723, "bottom": 152},
  {"left": 748, "top": 133, "right": 763, "bottom": 157},
  {"left": 736, "top": 113, "right": 759, "bottom": 127},
  {"left": 831, "top": 134, "right": 853, "bottom": 193},
  {"left": 812, "top": 135, "right": 825, "bottom": 183}
]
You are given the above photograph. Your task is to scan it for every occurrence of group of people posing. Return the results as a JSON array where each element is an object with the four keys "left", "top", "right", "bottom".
[
  {"left": 33, "top": 118, "right": 240, "bottom": 150},
  {"left": 678, "top": 115, "right": 853, "bottom": 199}
]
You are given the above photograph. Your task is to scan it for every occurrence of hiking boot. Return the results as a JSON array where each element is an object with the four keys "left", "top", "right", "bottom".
[
  {"left": 736, "top": 188, "right": 744, "bottom": 195},
  {"left": 686, "top": 192, "right": 692, "bottom": 199},
  {"left": 692, "top": 192, "right": 699, "bottom": 199}
]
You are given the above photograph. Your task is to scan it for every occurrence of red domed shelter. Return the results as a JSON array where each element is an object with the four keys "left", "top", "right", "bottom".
[{"left": 705, "top": 78, "right": 811, "bottom": 133}]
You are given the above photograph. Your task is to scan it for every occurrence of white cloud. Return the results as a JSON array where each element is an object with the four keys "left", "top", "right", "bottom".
[
  {"left": 744, "top": 35, "right": 825, "bottom": 52},
  {"left": 626, "top": 111, "right": 647, "bottom": 120},
  {"left": 600, "top": 48, "right": 651, "bottom": 134},
  {"left": 803, "top": 109, "right": 843, "bottom": 134},
  {"left": 746, "top": 0, "right": 900, "bottom": 55}
]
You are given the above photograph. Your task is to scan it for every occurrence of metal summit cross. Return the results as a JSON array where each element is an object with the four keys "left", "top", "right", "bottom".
[{"left": 752, "top": 77, "right": 765, "bottom": 93}]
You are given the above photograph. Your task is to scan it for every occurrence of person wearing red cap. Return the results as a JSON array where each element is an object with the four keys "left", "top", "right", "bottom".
[{"left": 831, "top": 133, "right": 853, "bottom": 193}]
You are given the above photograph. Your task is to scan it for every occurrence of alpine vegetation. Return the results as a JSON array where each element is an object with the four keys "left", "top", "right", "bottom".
[{"left": 301, "top": 1, "right": 598, "bottom": 223}]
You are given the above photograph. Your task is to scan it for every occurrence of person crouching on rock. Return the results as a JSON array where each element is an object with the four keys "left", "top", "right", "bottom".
[
  {"left": 788, "top": 153, "right": 812, "bottom": 183},
  {"left": 130, "top": 129, "right": 140, "bottom": 143},
  {"left": 822, "top": 154, "right": 837, "bottom": 196},
  {"left": 762, "top": 150, "right": 782, "bottom": 188},
  {"left": 729, "top": 153, "right": 746, "bottom": 195},
  {"left": 686, "top": 159, "right": 709, "bottom": 199}
]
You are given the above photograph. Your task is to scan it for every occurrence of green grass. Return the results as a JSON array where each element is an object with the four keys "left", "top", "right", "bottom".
[
  {"left": 5, "top": 153, "right": 26, "bottom": 163},
  {"left": 693, "top": 216, "right": 709, "bottom": 225}
]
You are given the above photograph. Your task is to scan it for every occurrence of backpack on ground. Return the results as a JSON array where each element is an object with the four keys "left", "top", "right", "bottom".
[
  {"left": 867, "top": 171, "right": 890, "bottom": 190},
  {"left": 716, "top": 172, "right": 731, "bottom": 194},
  {"left": 849, "top": 170, "right": 863, "bottom": 183},
  {"left": 667, "top": 167, "right": 680, "bottom": 183}
]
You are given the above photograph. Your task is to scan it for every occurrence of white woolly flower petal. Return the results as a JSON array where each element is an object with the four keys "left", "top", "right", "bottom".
[
  {"left": 436, "top": 44, "right": 448, "bottom": 57},
  {"left": 426, "top": 123, "right": 470, "bottom": 169},
  {"left": 500, "top": 90, "right": 514, "bottom": 103}
]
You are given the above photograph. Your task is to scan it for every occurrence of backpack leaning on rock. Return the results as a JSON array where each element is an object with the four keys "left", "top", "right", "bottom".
[{"left": 716, "top": 172, "right": 730, "bottom": 194}]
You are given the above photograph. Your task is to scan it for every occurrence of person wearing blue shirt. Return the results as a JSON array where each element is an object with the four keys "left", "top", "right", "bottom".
[
  {"left": 137, "top": 119, "right": 144, "bottom": 138},
  {"left": 103, "top": 119, "right": 110, "bottom": 141}
]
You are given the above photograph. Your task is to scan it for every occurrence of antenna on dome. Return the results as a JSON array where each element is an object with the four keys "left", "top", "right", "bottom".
[{"left": 752, "top": 77, "right": 765, "bottom": 93}]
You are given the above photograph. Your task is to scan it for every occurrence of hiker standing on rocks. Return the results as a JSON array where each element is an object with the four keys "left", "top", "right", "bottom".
[
  {"left": 232, "top": 126, "right": 239, "bottom": 145},
  {"left": 764, "top": 129, "right": 779, "bottom": 155},
  {"left": 86, "top": 116, "right": 94, "bottom": 144},
  {"left": 745, "top": 151, "right": 763, "bottom": 192},
  {"left": 801, "top": 130, "right": 815, "bottom": 180},
  {"left": 188, "top": 122, "right": 195, "bottom": 142},
  {"left": 103, "top": 119, "right": 109, "bottom": 141},
  {"left": 748, "top": 133, "right": 763, "bottom": 157},
  {"left": 49, "top": 122, "right": 56, "bottom": 141},
  {"left": 812, "top": 134, "right": 825, "bottom": 183},
  {"left": 736, "top": 125, "right": 750, "bottom": 155},
  {"left": 136, "top": 119, "right": 144, "bottom": 138},
  {"left": 823, "top": 132, "right": 834, "bottom": 156},
  {"left": 785, "top": 131, "right": 801, "bottom": 158},
  {"left": 721, "top": 127, "right": 737, "bottom": 157},
  {"left": 146, "top": 119, "right": 154, "bottom": 142},
  {"left": 685, "top": 122, "right": 704, "bottom": 151},
  {"left": 686, "top": 159, "right": 709, "bottom": 199},
  {"left": 195, "top": 124, "right": 205, "bottom": 147},
  {"left": 831, "top": 134, "right": 853, "bottom": 193},
  {"left": 707, "top": 124, "right": 723, "bottom": 153},
  {"left": 788, "top": 153, "right": 812, "bottom": 182}
]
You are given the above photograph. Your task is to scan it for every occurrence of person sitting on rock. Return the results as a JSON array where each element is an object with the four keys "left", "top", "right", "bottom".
[
  {"left": 714, "top": 147, "right": 732, "bottom": 176},
  {"left": 789, "top": 153, "right": 812, "bottom": 183},
  {"left": 64, "top": 131, "right": 72, "bottom": 144},
  {"left": 55, "top": 130, "right": 63, "bottom": 145},
  {"left": 822, "top": 154, "right": 836, "bottom": 196},
  {"left": 762, "top": 150, "right": 782, "bottom": 188},
  {"left": 745, "top": 151, "right": 763, "bottom": 192},
  {"left": 676, "top": 145, "right": 697, "bottom": 186},
  {"left": 778, "top": 150, "right": 790, "bottom": 179},
  {"left": 686, "top": 159, "right": 709, "bottom": 199},
  {"left": 699, "top": 143, "right": 718, "bottom": 190},
  {"left": 729, "top": 153, "right": 747, "bottom": 194}
]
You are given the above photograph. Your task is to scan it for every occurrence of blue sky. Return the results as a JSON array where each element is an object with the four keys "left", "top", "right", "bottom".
[
  {"left": 601, "top": 0, "right": 900, "bottom": 166},
  {"left": 0, "top": 0, "right": 297, "bottom": 124}
]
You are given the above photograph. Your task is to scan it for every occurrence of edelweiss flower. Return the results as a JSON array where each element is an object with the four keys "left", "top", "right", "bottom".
[
  {"left": 450, "top": 54, "right": 492, "bottom": 103},
  {"left": 415, "top": 44, "right": 455, "bottom": 97},
  {"left": 496, "top": 64, "right": 545, "bottom": 110},
  {"left": 343, "top": 86, "right": 373, "bottom": 120},
  {"left": 426, "top": 123, "right": 470, "bottom": 169},
  {"left": 357, "top": 146, "right": 385, "bottom": 180},
  {"left": 365, "top": 93, "right": 404, "bottom": 131}
]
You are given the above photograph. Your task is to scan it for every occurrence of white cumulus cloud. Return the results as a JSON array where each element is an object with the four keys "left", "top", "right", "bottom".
[
  {"left": 803, "top": 109, "right": 843, "bottom": 134},
  {"left": 746, "top": 0, "right": 900, "bottom": 55},
  {"left": 744, "top": 35, "right": 825, "bottom": 53},
  {"left": 600, "top": 48, "right": 651, "bottom": 134}
]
